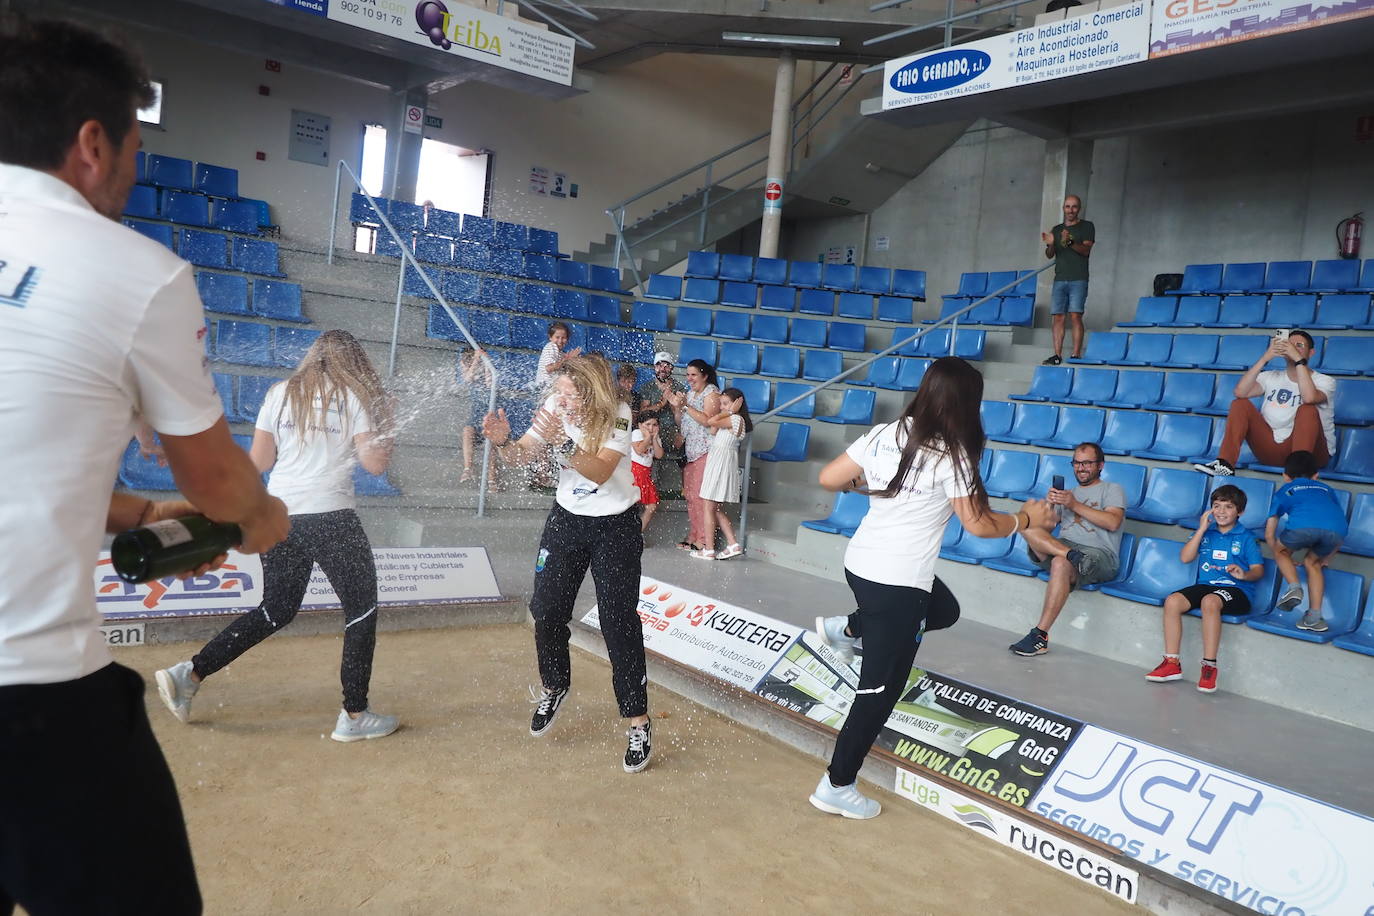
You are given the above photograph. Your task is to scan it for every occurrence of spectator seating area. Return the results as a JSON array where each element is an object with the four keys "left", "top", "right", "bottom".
[
  {"left": 123, "top": 152, "right": 274, "bottom": 236},
  {"left": 930, "top": 269, "right": 1039, "bottom": 327}
]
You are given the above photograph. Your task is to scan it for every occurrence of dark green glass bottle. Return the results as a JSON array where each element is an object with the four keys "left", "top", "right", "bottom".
[{"left": 111, "top": 515, "right": 242, "bottom": 584}]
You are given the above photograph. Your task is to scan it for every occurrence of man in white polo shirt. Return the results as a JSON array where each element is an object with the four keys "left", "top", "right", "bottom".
[{"left": 0, "top": 17, "right": 289, "bottom": 915}]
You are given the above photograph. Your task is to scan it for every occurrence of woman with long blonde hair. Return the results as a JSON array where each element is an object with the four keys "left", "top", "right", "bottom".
[
  {"left": 155, "top": 330, "right": 402, "bottom": 742},
  {"left": 483, "top": 354, "right": 653, "bottom": 773}
]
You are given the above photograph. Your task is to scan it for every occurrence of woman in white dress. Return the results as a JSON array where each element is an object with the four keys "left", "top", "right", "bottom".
[{"left": 678, "top": 387, "right": 752, "bottom": 560}]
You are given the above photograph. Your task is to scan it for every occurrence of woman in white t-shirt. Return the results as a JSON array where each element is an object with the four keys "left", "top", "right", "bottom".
[
  {"left": 631, "top": 413, "right": 664, "bottom": 532},
  {"left": 483, "top": 355, "right": 654, "bottom": 773},
  {"left": 154, "top": 330, "right": 402, "bottom": 743},
  {"left": 808, "top": 357, "right": 1054, "bottom": 819}
]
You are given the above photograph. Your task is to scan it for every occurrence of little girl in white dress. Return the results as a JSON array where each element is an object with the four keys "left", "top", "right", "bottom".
[{"left": 689, "top": 387, "right": 753, "bottom": 560}]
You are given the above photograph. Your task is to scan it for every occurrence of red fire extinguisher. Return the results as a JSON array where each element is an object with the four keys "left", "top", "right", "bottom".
[{"left": 1337, "top": 212, "right": 1363, "bottom": 260}]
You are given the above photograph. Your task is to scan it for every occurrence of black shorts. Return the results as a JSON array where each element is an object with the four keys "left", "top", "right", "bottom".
[{"left": 1174, "top": 583, "right": 1251, "bottom": 616}]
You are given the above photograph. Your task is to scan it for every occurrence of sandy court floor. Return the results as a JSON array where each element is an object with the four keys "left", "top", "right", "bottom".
[{"left": 111, "top": 624, "right": 1135, "bottom": 916}]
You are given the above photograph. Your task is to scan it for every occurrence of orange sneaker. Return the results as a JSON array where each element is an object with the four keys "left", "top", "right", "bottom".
[{"left": 1145, "top": 657, "right": 1183, "bottom": 682}]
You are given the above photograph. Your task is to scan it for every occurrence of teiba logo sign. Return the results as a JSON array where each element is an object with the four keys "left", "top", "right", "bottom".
[
  {"left": 96, "top": 558, "right": 256, "bottom": 611},
  {"left": 889, "top": 49, "right": 991, "bottom": 94},
  {"left": 416, "top": 1, "right": 504, "bottom": 56}
]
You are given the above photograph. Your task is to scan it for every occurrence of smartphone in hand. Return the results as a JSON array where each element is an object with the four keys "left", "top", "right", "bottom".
[{"left": 1052, "top": 474, "right": 1065, "bottom": 492}]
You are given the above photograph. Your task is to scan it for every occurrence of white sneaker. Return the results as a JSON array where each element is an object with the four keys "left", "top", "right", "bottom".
[
  {"left": 816, "top": 616, "right": 859, "bottom": 664},
  {"left": 331, "top": 708, "right": 400, "bottom": 743},
  {"left": 1192, "top": 459, "right": 1234, "bottom": 477},
  {"left": 154, "top": 661, "right": 198, "bottom": 724},
  {"left": 809, "top": 773, "right": 880, "bottom": 819}
]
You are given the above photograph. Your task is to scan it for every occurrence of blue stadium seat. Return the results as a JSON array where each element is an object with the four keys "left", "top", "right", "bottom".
[
  {"left": 586, "top": 326, "right": 622, "bottom": 358},
  {"left": 719, "top": 254, "right": 755, "bottom": 282},
  {"left": 231, "top": 238, "right": 283, "bottom": 276},
  {"left": 798, "top": 289, "right": 835, "bottom": 315},
  {"left": 1006, "top": 454, "right": 1074, "bottom": 502},
  {"left": 1166, "top": 296, "right": 1221, "bottom": 328},
  {"left": 524, "top": 254, "right": 558, "bottom": 282},
  {"left": 838, "top": 293, "right": 874, "bottom": 320},
  {"left": 548, "top": 288, "right": 587, "bottom": 319},
  {"left": 216, "top": 320, "right": 273, "bottom": 366},
  {"left": 400, "top": 263, "right": 437, "bottom": 299},
  {"left": 938, "top": 517, "right": 965, "bottom": 560},
  {"left": 1307, "top": 259, "right": 1361, "bottom": 293},
  {"left": 349, "top": 193, "right": 383, "bottom": 225},
  {"left": 147, "top": 154, "right": 193, "bottom": 190},
  {"left": 802, "top": 349, "right": 842, "bottom": 382},
  {"left": 630, "top": 301, "right": 668, "bottom": 332},
  {"left": 876, "top": 296, "right": 913, "bottom": 323},
  {"left": 753, "top": 422, "right": 810, "bottom": 462},
  {"left": 915, "top": 327, "right": 952, "bottom": 358},
  {"left": 459, "top": 215, "right": 494, "bottom": 243},
  {"left": 470, "top": 310, "right": 510, "bottom": 347},
  {"left": 210, "top": 200, "right": 259, "bottom": 234},
  {"left": 135, "top": 150, "right": 146, "bottom": 181},
  {"left": 759, "top": 285, "right": 796, "bottom": 311},
  {"left": 895, "top": 358, "right": 931, "bottom": 391},
  {"left": 123, "top": 184, "right": 158, "bottom": 219},
  {"left": 435, "top": 272, "right": 477, "bottom": 308},
  {"left": 984, "top": 270, "right": 1018, "bottom": 297},
  {"left": 980, "top": 400, "right": 1015, "bottom": 439},
  {"left": 676, "top": 338, "right": 716, "bottom": 367},
  {"left": 1197, "top": 475, "right": 1273, "bottom": 537},
  {"left": 721, "top": 281, "right": 758, "bottom": 308},
  {"left": 1210, "top": 295, "right": 1267, "bottom": 328},
  {"left": 1110, "top": 332, "right": 1171, "bottom": 367},
  {"left": 1195, "top": 375, "right": 1243, "bottom": 416},
  {"left": 682, "top": 278, "right": 720, "bottom": 304},
  {"left": 1247, "top": 568, "right": 1363, "bottom": 643},
  {"left": 952, "top": 272, "right": 988, "bottom": 298},
  {"left": 672, "top": 306, "right": 711, "bottom": 336},
  {"left": 1061, "top": 368, "right": 1117, "bottom": 405},
  {"left": 758, "top": 346, "right": 800, "bottom": 379},
  {"left": 685, "top": 252, "right": 720, "bottom": 278},
  {"left": 942, "top": 528, "right": 1014, "bottom": 564},
  {"left": 1010, "top": 366, "right": 1072, "bottom": 402},
  {"left": 177, "top": 229, "right": 226, "bottom": 268},
  {"left": 828, "top": 322, "right": 866, "bottom": 352},
  {"left": 1338, "top": 493, "right": 1374, "bottom": 557},
  {"left": 427, "top": 304, "right": 467, "bottom": 342},
  {"left": 1154, "top": 372, "right": 1215, "bottom": 413},
  {"left": 1136, "top": 414, "right": 1214, "bottom": 461},
  {"left": 1044, "top": 407, "right": 1105, "bottom": 450},
  {"left": 196, "top": 273, "right": 249, "bottom": 315},
  {"left": 1099, "top": 537, "right": 1195, "bottom": 605},
  {"left": 374, "top": 232, "right": 407, "bottom": 259},
  {"left": 1069, "top": 332, "right": 1128, "bottom": 365},
  {"left": 790, "top": 318, "right": 827, "bottom": 348},
  {"left": 1257, "top": 294, "right": 1317, "bottom": 329},
  {"left": 1322, "top": 428, "right": 1374, "bottom": 483},
  {"left": 983, "top": 449, "right": 1037, "bottom": 499},
  {"left": 493, "top": 221, "right": 529, "bottom": 250},
  {"left": 587, "top": 295, "right": 621, "bottom": 326},
  {"left": 1119, "top": 297, "right": 1177, "bottom": 327},
  {"left": 1099, "top": 462, "right": 1147, "bottom": 511},
  {"left": 1099, "top": 369, "right": 1165, "bottom": 409},
  {"left": 857, "top": 267, "right": 892, "bottom": 295},
  {"left": 426, "top": 208, "right": 462, "bottom": 238},
  {"left": 754, "top": 257, "right": 788, "bottom": 285},
  {"left": 718, "top": 342, "right": 759, "bottom": 374},
  {"left": 750, "top": 314, "right": 789, "bottom": 343},
  {"left": 212, "top": 373, "right": 238, "bottom": 422},
  {"left": 453, "top": 242, "right": 489, "bottom": 272},
  {"left": 993, "top": 296, "right": 1034, "bottom": 327},
  {"left": 1256, "top": 261, "right": 1312, "bottom": 294},
  {"left": 801, "top": 491, "right": 869, "bottom": 536},
  {"left": 413, "top": 236, "right": 451, "bottom": 264},
  {"left": 513, "top": 282, "right": 550, "bottom": 314},
  {"left": 644, "top": 274, "right": 681, "bottom": 300},
  {"left": 558, "top": 259, "right": 591, "bottom": 288},
  {"left": 236, "top": 375, "right": 278, "bottom": 421},
  {"left": 850, "top": 357, "right": 900, "bottom": 388},
  {"left": 191, "top": 163, "right": 239, "bottom": 198},
  {"left": 1176, "top": 264, "right": 1223, "bottom": 295},
  {"left": 817, "top": 389, "right": 875, "bottom": 425},
  {"left": 1214, "top": 262, "right": 1265, "bottom": 294},
  {"left": 774, "top": 382, "right": 816, "bottom": 418},
  {"left": 385, "top": 202, "right": 424, "bottom": 234},
  {"left": 245, "top": 198, "right": 272, "bottom": 230},
  {"left": 118, "top": 439, "right": 177, "bottom": 491},
  {"left": 1355, "top": 260, "right": 1374, "bottom": 293},
  {"left": 990, "top": 403, "right": 1058, "bottom": 445},
  {"left": 877, "top": 325, "right": 922, "bottom": 357},
  {"left": 589, "top": 264, "right": 622, "bottom": 293},
  {"left": 160, "top": 190, "right": 209, "bottom": 227},
  {"left": 822, "top": 264, "right": 857, "bottom": 292},
  {"left": 892, "top": 269, "right": 927, "bottom": 300},
  {"left": 1319, "top": 337, "right": 1374, "bottom": 376},
  {"left": 1332, "top": 586, "right": 1374, "bottom": 657},
  {"left": 1158, "top": 334, "right": 1218, "bottom": 369},
  {"left": 952, "top": 329, "right": 986, "bottom": 361},
  {"left": 1311, "top": 294, "right": 1370, "bottom": 329},
  {"left": 480, "top": 277, "right": 518, "bottom": 311},
  {"left": 1202, "top": 335, "right": 1268, "bottom": 371},
  {"left": 1333, "top": 379, "right": 1374, "bottom": 426},
  {"left": 788, "top": 261, "right": 822, "bottom": 288},
  {"left": 251, "top": 280, "right": 306, "bottom": 322},
  {"left": 509, "top": 316, "right": 549, "bottom": 351},
  {"left": 1100, "top": 410, "right": 1159, "bottom": 456},
  {"left": 1129, "top": 468, "right": 1207, "bottom": 524},
  {"left": 1036, "top": 533, "right": 1138, "bottom": 593},
  {"left": 488, "top": 247, "right": 522, "bottom": 276},
  {"left": 622, "top": 330, "right": 655, "bottom": 364},
  {"left": 726, "top": 377, "right": 770, "bottom": 413},
  {"left": 354, "top": 464, "right": 402, "bottom": 497}
]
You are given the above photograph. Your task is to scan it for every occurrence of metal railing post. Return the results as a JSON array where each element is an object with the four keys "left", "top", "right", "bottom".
[
  {"left": 738, "top": 433, "right": 755, "bottom": 547},
  {"left": 328, "top": 161, "right": 343, "bottom": 266},
  {"left": 388, "top": 260, "right": 405, "bottom": 377},
  {"left": 611, "top": 206, "right": 625, "bottom": 274},
  {"left": 698, "top": 163, "right": 713, "bottom": 245}
]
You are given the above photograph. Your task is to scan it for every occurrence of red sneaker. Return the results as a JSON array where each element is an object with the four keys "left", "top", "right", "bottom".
[
  {"left": 1145, "top": 657, "right": 1183, "bottom": 682},
  {"left": 1197, "top": 664, "right": 1218, "bottom": 693}
]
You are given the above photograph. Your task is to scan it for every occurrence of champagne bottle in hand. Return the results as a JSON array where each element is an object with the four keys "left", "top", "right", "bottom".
[{"left": 111, "top": 515, "right": 242, "bottom": 584}]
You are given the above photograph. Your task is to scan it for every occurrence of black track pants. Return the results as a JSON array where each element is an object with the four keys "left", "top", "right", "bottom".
[
  {"left": 193, "top": 509, "right": 379, "bottom": 714},
  {"left": 529, "top": 503, "right": 647, "bottom": 718}
]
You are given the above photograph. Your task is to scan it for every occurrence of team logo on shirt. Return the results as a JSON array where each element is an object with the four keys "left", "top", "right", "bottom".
[
  {"left": 0, "top": 261, "right": 40, "bottom": 309},
  {"left": 535, "top": 548, "right": 549, "bottom": 572},
  {"left": 614, "top": 417, "right": 629, "bottom": 431}
]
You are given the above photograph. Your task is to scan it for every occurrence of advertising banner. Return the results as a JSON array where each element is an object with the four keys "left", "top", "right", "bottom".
[
  {"left": 1150, "top": 0, "right": 1374, "bottom": 56},
  {"left": 263, "top": 0, "right": 330, "bottom": 15},
  {"left": 581, "top": 578, "right": 802, "bottom": 691},
  {"left": 326, "top": 1, "right": 576, "bottom": 86},
  {"left": 755, "top": 633, "right": 1082, "bottom": 808},
  {"left": 1030, "top": 725, "right": 1374, "bottom": 914},
  {"left": 895, "top": 767, "right": 1139, "bottom": 904},
  {"left": 881, "top": 1, "right": 1150, "bottom": 111},
  {"left": 95, "top": 547, "right": 501, "bottom": 619}
]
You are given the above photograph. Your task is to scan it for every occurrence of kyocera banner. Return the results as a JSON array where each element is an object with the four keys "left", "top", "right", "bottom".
[{"left": 1030, "top": 725, "right": 1374, "bottom": 914}]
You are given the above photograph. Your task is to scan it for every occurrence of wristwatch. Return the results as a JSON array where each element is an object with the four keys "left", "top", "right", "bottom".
[{"left": 1294, "top": 358, "right": 1309, "bottom": 367}]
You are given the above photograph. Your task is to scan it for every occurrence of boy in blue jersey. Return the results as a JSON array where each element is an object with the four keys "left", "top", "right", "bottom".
[
  {"left": 1265, "top": 450, "right": 1348, "bottom": 633},
  {"left": 1146, "top": 485, "right": 1264, "bottom": 693}
]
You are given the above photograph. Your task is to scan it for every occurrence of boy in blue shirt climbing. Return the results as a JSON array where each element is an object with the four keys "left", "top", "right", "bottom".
[
  {"left": 1146, "top": 484, "right": 1265, "bottom": 693},
  {"left": 1265, "top": 450, "right": 1348, "bottom": 633}
]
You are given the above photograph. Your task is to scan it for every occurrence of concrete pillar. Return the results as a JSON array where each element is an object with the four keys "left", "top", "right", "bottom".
[
  {"left": 384, "top": 88, "right": 429, "bottom": 202},
  {"left": 758, "top": 51, "right": 796, "bottom": 260},
  {"left": 1037, "top": 137, "right": 1094, "bottom": 300}
]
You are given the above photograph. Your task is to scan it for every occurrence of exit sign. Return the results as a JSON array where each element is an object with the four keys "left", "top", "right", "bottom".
[{"left": 424, "top": 114, "right": 444, "bottom": 128}]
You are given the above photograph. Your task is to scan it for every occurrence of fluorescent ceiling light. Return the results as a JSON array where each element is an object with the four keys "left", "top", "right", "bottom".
[{"left": 722, "top": 31, "right": 842, "bottom": 47}]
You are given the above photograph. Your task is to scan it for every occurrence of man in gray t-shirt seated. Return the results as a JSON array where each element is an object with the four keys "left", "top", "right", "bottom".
[{"left": 1009, "top": 442, "right": 1126, "bottom": 657}]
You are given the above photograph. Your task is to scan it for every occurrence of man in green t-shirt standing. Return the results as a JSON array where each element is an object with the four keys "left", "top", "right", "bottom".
[{"left": 1040, "top": 194, "right": 1095, "bottom": 365}]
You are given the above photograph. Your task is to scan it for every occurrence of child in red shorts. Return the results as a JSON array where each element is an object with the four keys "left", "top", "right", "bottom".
[{"left": 631, "top": 414, "right": 665, "bottom": 532}]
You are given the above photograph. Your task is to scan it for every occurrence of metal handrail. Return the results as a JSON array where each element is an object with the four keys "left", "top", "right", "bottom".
[
  {"left": 326, "top": 160, "right": 499, "bottom": 518},
  {"left": 736, "top": 262, "right": 1055, "bottom": 546}
]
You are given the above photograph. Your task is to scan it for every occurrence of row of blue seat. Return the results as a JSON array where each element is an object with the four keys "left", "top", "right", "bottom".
[
  {"left": 426, "top": 306, "right": 654, "bottom": 364},
  {"left": 1121, "top": 294, "right": 1374, "bottom": 331},
  {"left": 944, "top": 269, "right": 1040, "bottom": 300},
  {"left": 752, "top": 422, "right": 811, "bottom": 462},
  {"left": 982, "top": 400, "right": 1374, "bottom": 483},
  {"left": 673, "top": 326, "right": 986, "bottom": 369},
  {"left": 718, "top": 377, "right": 874, "bottom": 425},
  {"left": 1071, "top": 332, "right": 1372, "bottom": 376},
  {"left": 1173, "top": 260, "right": 1374, "bottom": 296},
  {"left": 137, "top": 154, "right": 239, "bottom": 198},
  {"left": 124, "top": 187, "right": 263, "bottom": 235},
  {"left": 1012, "top": 366, "right": 1374, "bottom": 427},
  {"left": 122, "top": 220, "right": 285, "bottom": 278},
  {"left": 119, "top": 435, "right": 399, "bottom": 497},
  {"left": 212, "top": 320, "right": 320, "bottom": 369},
  {"left": 399, "top": 265, "right": 630, "bottom": 319},
  {"left": 930, "top": 295, "right": 1035, "bottom": 327},
  {"left": 682, "top": 251, "right": 928, "bottom": 299},
  {"left": 643, "top": 275, "right": 927, "bottom": 318},
  {"left": 196, "top": 273, "right": 307, "bottom": 322},
  {"left": 350, "top": 194, "right": 560, "bottom": 255},
  {"left": 376, "top": 236, "right": 621, "bottom": 292}
]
